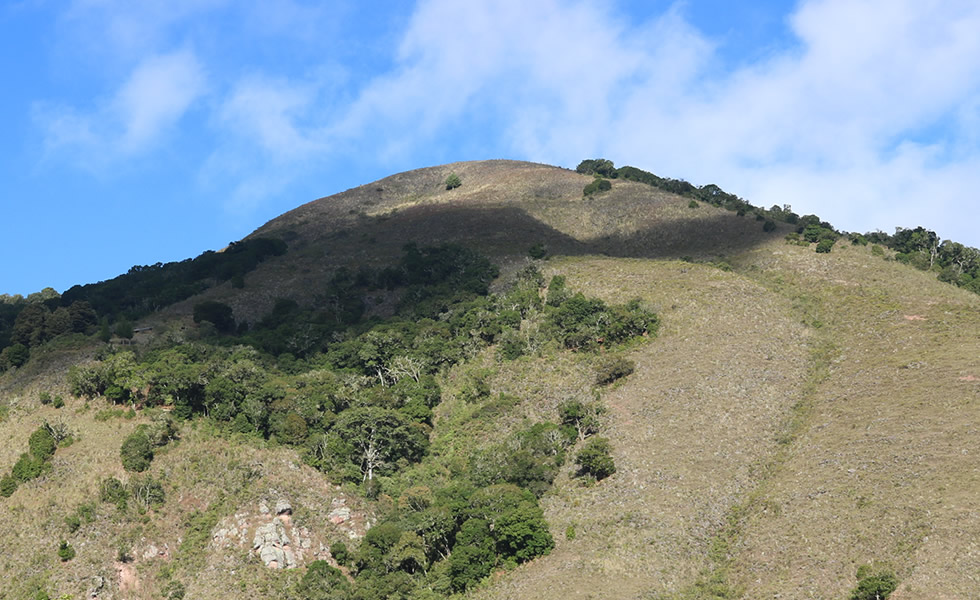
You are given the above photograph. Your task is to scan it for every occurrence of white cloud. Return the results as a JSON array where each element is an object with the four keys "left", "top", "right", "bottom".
[
  {"left": 218, "top": 77, "right": 323, "bottom": 159},
  {"left": 36, "top": 49, "right": 206, "bottom": 166},
  {"left": 326, "top": 0, "right": 980, "bottom": 244},
  {"left": 114, "top": 51, "right": 207, "bottom": 151}
]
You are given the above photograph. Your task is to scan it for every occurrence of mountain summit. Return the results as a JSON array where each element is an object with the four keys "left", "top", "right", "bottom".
[{"left": 0, "top": 160, "right": 977, "bottom": 600}]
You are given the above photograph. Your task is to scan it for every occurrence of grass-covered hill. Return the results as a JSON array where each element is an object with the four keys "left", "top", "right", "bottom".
[{"left": 0, "top": 160, "right": 977, "bottom": 600}]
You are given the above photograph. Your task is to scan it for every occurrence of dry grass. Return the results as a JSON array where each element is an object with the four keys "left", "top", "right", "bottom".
[
  {"left": 2, "top": 160, "right": 977, "bottom": 599},
  {"left": 473, "top": 256, "right": 811, "bottom": 600}
]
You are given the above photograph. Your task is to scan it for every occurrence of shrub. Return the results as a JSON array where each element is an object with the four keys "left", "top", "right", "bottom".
[
  {"left": 575, "top": 437, "right": 616, "bottom": 481},
  {"left": 52, "top": 396, "right": 64, "bottom": 409},
  {"left": 763, "top": 220, "right": 777, "bottom": 233},
  {"left": 558, "top": 400, "right": 602, "bottom": 441},
  {"left": 0, "top": 475, "right": 17, "bottom": 497},
  {"left": 39, "top": 391, "right": 51, "bottom": 405},
  {"left": 595, "top": 356, "right": 635, "bottom": 385},
  {"left": 871, "top": 244, "right": 885, "bottom": 257},
  {"left": 65, "top": 514, "right": 81, "bottom": 533},
  {"left": 295, "top": 560, "right": 350, "bottom": 599},
  {"left": 583, "top": 178, "right": 612, "bottom": 196},
  {"left": 12, "top": 453, "right": 48, "bottom": 483},
  {"left": 815, "top": 239, "right": 835, "bottom": 253},
  {"left": 120, "top": 429, "right": 154, "bottom": 472},
  {"left": 445, "top": 173, "right": 462, "bottom": 190},
  {"left": 28, "top": 427, "right": 57, "bottom": 461},
  {"left": 130, "top": 474, "right": 166, "bottom": 512},
  {"left": 193, "top": 301, "right": 236, "bottom": 334},
  {"left": 100, "top": 477, "right": 129, "bottom": 510},
  {"left": 575, "top": 159, "right": 616, "bottom": 177},
  {"left": 688, "top": 200, "right": 699, "bottom": 208},
  {"left": 528, "top": 243, "right": 547, "bottom": 259},
  {"left": 850, "top": 569, "right": 898, "bottom": 600},
  {"left": 330, "top": 541, "right": 349, "bottom": 566},
  {"left": 163, "top": 581, "right": 186, "bottom": 600},
  {"left": 57, "top": 540, "right": 75, "bottom": 562}
]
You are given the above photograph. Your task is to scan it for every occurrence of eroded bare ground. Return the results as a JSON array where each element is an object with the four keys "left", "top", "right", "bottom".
[{"left": 477, "top": 257, "right": 811, "bottom": 599}]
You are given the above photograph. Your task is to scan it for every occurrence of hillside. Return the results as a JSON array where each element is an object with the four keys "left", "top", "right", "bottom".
[{"left": 0, "top": 160, "right": 977, "bottom": 600}]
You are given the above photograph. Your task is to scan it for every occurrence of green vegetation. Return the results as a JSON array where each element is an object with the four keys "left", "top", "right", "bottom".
[
  {"left": 120, "top": 428, "right": 154, "bottom": 472},
  {"left": 575, "top": 158, "right": 980, "bottom": 296},
  {"left": 57, "top": 540, "right": 75, "bottom": 562},
  {"left": 595, "top": 355, "right": 635, "bottom": 385},
  {"left": 445, "top": 172, "right": 462, "bottom": 190},
  {"left": 0, "top": 423, "right": 70, "bottom": 496},
  {"left": 583, "top": 177, "right": 612, "bottom": 196},
  {"left": 574, "top": 436, "right": 616, "bottom": 481},
  {"left": 23, "top": 242, "right": 655, "bottom": 598},
  {"left": 0, "top": 237, "right": 287, "bottom": 370},
  {"left": 815, "top": 238, "right": 835, "bottom": 253},
  {"left": 850, "top": 567, "right": 898, "bottom": 600},
  {"left": 7, "top": 159, "right": 967, "bottom": 598},
  {"left": 528, "top": 243, "right": 548, "bottom": 259}
]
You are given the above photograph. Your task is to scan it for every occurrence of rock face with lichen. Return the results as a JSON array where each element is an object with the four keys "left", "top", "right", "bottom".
[
  {"left": 253, "top": 518, "right": 296, "bottom": 569},
  {"left": 210, "top": 491, "right": 370, "bottom": 570}
]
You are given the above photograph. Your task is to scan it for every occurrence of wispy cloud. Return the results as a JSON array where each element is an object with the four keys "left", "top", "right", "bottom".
[
  {"left": 217, "top": 76, "right": 323, "bottom": 159},
  {"left": 28, "top": 0, "right": 980, "bottom": 245},
  {"left": 36, "top": 49, "right": 206, "bottom": 166},
  {"left": 325, "top": 0, "right": 980, "bottom": 242}
]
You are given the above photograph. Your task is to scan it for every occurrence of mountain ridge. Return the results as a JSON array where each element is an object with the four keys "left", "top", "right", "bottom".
[{"left": 0, "top": 159, "right": 977, "bottom": 600}]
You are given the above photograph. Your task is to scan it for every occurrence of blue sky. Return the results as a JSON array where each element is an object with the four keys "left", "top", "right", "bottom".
[{"left": 2, "top": 0, "right": 979, "bottom": 296}]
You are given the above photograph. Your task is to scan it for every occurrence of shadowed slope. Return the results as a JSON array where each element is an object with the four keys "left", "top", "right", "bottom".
[{"left": 197, "top": 160, "right": 777, "bottom": 324}]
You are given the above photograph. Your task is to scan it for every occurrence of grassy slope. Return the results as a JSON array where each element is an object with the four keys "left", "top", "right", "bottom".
[{"left": 1, "top": 161, "right": 976, "bottom": 599}]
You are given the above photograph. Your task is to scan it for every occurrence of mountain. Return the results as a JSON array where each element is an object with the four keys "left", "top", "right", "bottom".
[{"left": 0, "top": 160, "right": 977, "bottom": 600}]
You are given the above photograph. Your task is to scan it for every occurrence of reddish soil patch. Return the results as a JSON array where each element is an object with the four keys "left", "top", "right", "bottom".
[
  {"left": 903, "top": 315, "right": 927, "bottom": 321},
  {"left": 958, "top": 375, "right": 978, "bottom": 381},
  {"left": 116, "top": 561, "right": 139, "bottom": 594}
]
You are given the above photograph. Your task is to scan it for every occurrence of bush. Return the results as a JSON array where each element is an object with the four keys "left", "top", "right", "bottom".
[
  {"left": 65, "top": 513, "right": 81, "bottom": 533},
  {"left": 528, "top": 243, "right": 547, "bottom": 259},
  {"left": 0, "top": 475, "right": 17, "bottom": 497},
  {"left": 850, "top": 570, "right": 898, "bottom": 600},
  {"left": 445, "top": 173, "right": 462, "bottom": 190},
  {"left": 583, "top": 178, "right": 612, "bottom": 196},
  {"left": 763, "top": 220, "right": 777, "bottom": 233},
  {"left": 101, "top": 477, "right": 129, "bottom": 510},
  {"left": 163, "top": 581, "right": 186, "bottom": 600},
  {"left": 330, "top": 541, "right": 349, "bottom": 566},
  {"left": 52, "top": 396, "right": 64, "bottom": 409},
  {"left": 575, "top": 158, "right": 616, "bottom": 177},
  {"left": 12, "top": 453, "right": 48, "bottom": 483},
  {"left": 871, "top": 244, "right": 885, "bottom": 257},
  {"left": 130, "top": 474, "right": 166, "bottom": 512},
  {"left": 595, "top": 356, "right": 635, "bottom": 385},
  {"left": 815, "top": 238, "right": 835, "bottom": 253},
  {"left": 28, "top": 427, "right": 57, "bottom": 461},
  {"left": 575, "top": 437, "right": 616, "bottom": 481},
  {"left": 193, "top": 301, "right": 236, "bottom": 333},
  {"left": 120, "top": 429, "right": 154, "bottom": 472},
  {"left": 688, "top": 200, "right": 699, "bottom": 208},
  {"left": 39, "top": 391, "right": 51, "bottom": 405},
  {"left": 57, "top": 540, "right": 75, "bottom": 562}
]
